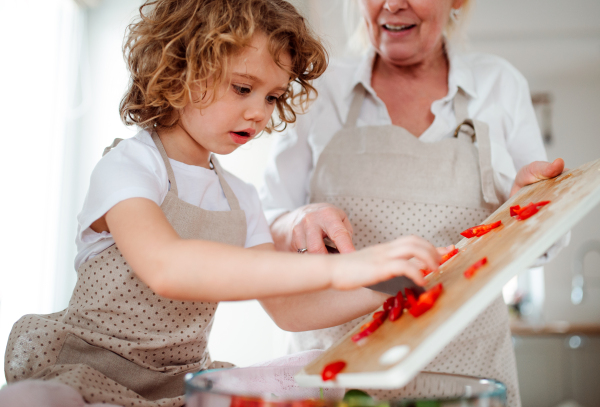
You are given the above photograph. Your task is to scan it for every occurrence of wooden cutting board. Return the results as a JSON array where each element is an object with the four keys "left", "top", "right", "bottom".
[{"left": 296, "top": 158, "right": 600, "bottom": 389}]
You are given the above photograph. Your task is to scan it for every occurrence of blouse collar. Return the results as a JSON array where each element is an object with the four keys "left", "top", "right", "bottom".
[{"left": 346, "top": 39, "right": 478, "bottom": 102}]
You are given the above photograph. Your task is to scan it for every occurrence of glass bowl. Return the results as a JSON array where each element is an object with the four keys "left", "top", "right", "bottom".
[{"left": 185, "top": 366, "right": 506, "bottom": 406}]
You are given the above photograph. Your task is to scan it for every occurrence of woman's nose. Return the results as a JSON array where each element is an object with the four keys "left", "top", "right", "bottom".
[{"left": 384, "top": 0, "right": 407, "bottom": 14}]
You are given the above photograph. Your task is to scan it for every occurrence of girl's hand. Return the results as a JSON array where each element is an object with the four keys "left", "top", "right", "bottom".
[
  {"left": 510, "top": 158, "right": 565, "bottom": 197},
  {"left": 329, "top": 236, "right": 440, "bottom": 291},
  {"left": 271, "top": 203, "right": 355, "bottom": 254}
]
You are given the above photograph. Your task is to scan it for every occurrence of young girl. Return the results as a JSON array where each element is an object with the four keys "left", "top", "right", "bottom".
[{"left": 2, "top": 1, "right": 443, "bottom": 406}]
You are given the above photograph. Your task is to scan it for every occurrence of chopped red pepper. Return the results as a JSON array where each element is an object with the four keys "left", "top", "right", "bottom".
[
  {"left": 420, "top": 247, "right": 460, "bottom": 277},
  {"left": 407, "top": 284, "right": 443, "bottom": 318},
  {"left": 404, "top": 288, "right": 418, "bottom": 310},
  {"left": 388, "top": 292, "right": 405, "bottom": 322},
  {"left": 372, "top": 311, "right": 386, "bottom": 321},
  {"left": 351, "top": 318, "right": 383, "bottom": 342},
  {"left": 460, "top": 220, "right": 502, "bottom": 238},
  {"left": 510, "top": 201, "right": 550, "bottom": 220},
  {"left": 440, "top": 247, "right": 459, "bottom": 265},
  {"left": 383, "top": 296, "right": 395, "bottom": 311},
  {"left": 321, "top": 361, "right": 346, "bottom": 381},
  {"left": 463, "top": 257, "right": 488, "bottom": 279}
]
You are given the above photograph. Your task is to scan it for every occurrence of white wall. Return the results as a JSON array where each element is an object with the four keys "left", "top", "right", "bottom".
[{"left": 466, "top": 0, "right": 600, "bottom": 323}]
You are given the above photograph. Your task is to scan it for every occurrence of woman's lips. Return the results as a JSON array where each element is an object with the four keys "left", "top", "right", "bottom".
[{"left": 381, "top": 23, "right": 416, "bottom": 36}]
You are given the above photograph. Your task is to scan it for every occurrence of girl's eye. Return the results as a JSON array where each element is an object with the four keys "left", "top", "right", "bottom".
[
  {"left": 266, "top": 95, "right": 279, "bottom": 104},
  {"left": 232, "top": 84, "right": 251, "bottom": 95}
]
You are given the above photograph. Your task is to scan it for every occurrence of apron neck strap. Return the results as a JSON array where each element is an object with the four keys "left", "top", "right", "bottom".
[
  {"left": 344, "top": 84, "right": 367, "bottom": 129},
  {"left": 151, "top": 130, "right": 179, "bottom": 196},
  {"left": 452, "top": 90, "right": 501, "bottom": 206},
  {"left": 453, "top": 87, "right": 470, "bottom": 124},
  {"left": 209, "top": 156, "right": 242, "bottom": 211}
]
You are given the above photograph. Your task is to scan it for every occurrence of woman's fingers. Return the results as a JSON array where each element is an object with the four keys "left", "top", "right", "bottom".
[
  {"left": 291, "top": 203, "right": 355, "bottom": 254},
  {"left": 322, "top": 214, "right": 355, "bottom": 254},
  {"left": 510, "top": 158, "right": 565, "bottom": 197},
  {"left": 304, "top": 223, "right": 329, "bottom": 254}
]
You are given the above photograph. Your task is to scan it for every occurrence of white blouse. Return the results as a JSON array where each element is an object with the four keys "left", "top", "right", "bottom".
[{"left": 260, "top": 46, "right": 547, "bottom": 225}]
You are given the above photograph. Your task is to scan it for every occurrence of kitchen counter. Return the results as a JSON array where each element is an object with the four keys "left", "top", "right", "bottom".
[{"left": 510, "top": 320, "right": 600, "bottom": 336}]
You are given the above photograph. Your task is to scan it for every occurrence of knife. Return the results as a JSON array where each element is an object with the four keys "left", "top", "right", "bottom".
[{"left": 323, "top": 238, "right": 424, "bottom": 297}]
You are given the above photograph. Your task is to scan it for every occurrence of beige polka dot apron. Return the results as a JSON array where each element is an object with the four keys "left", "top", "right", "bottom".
[
  {"left": 4, "top": 131, "right": 247, "bottom": 407},
  {"left": 290, "top": 85, "right": 520, "bottom": 406}
]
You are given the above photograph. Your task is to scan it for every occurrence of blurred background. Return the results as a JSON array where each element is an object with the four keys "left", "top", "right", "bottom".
[{"left": 0, "top": 0, "right": 599, "bottom": 405}]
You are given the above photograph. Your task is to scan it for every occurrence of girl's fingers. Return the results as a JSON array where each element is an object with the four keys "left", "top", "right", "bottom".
[
  {"left": 385, "top": 259, "right": 425, "bottom": 286},
  {"left": 386, "top": 237, "right": 440, "bottom": 271},
  {"left": 437, "top": 245, "right": 455, "bottom": 256}
]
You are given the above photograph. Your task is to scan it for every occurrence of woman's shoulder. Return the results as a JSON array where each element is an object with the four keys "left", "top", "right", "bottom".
[{"left": 456, "top": 52, "right": 529, "bottom": 88}]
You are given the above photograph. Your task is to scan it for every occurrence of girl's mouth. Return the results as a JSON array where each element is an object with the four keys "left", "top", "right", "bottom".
[
  {"left": 229, "top": 131, "right": 253, "bottom": 145},
  {"left": 382, "top": 23, "right": 416, "bottom": 33}
]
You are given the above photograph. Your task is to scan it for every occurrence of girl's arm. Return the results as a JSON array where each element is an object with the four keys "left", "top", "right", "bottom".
[
  {"left": 250, "top": 242, "right": 387, "bottom": 331},
  {"left": 105, "top": 197, "right": 439, "bottom": 303}
]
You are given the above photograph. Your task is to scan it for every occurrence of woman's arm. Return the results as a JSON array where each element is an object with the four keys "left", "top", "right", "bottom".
[{"left": 105, "top": 197, "right": 440, "bottom": 303}]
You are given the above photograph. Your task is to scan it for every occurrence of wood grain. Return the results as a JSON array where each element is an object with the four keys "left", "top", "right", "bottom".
[{"left": 296, "top": 158, "right": 600, "bottom": 389}]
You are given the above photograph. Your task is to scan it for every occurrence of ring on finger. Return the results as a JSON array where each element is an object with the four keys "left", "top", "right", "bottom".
[{"left": 297, "top": 248, "right": 308, "bottom": 254}]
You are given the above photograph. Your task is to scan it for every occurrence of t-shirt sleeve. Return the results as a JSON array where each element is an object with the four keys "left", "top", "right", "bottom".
[
  {"left": 237, "top": 181, "right": 274, "bottom": 248},
  {"left": 76, "top": 138, "right": 168, "bottom": 240}
]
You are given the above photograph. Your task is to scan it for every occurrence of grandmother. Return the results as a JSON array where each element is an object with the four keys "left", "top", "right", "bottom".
[{"left": 261, "top": 0, "right": 564, "bottom": 405}]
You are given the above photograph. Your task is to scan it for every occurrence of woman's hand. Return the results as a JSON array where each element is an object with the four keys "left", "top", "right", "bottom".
[
  {"left": 329, "top": 235, "right": 440, "bottom": 291},
  {"left": 270, "top": 203, "right": 355, "bottom": 254},
  {"left": 510, "top": 158, "right": 565, "bottom": 197}
]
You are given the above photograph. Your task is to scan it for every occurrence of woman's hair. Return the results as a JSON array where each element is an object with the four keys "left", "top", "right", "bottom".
[{"left": 120, "top": 0, "right": 328, "bottom": 132}]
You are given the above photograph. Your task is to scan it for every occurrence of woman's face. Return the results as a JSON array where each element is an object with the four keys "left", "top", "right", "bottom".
[{"left": 359, "top": 0, "right": 463, "bottom": 66}]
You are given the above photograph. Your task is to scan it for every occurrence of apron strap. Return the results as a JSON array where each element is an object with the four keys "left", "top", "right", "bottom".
[
  {"left": 210, "top": 156, "right": 242, "bottom": 211},
  {"left": 151, "top": 130, "right": 179, "bottom": 196},
  {"left": 344, "top": 84, "right": 367, "bottom": 129},
  {"left": 102, "top": 138, "right": 124, "bottom": 157},
  {"left": 453, "top": 87, "right": 470, "bottom": 125},
  {"left": 454, "top": 118, "right": 500, "bottom": 206}
]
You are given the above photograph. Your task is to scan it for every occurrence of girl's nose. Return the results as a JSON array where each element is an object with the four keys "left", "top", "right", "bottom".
[
  {"left": 384, "top": 0, "right": 407, "bottom": 13},
  {"left": 244, "top": 103, "right": 267, "bottom": 123}
]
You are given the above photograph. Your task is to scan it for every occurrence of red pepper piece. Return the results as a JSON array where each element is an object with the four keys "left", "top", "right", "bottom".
[
  {"left": 404, "top": 288, "right": 418, "bottom": 309},
  {"left": 372, "top": 311, "right": 385, "bottom": 320},
  {"left": 321, "top": 361, "right": 346, "bottom": 381},
  {"left": 351, "top": 318, "right": 383, "bottom": 342},
  {"left": 408, "top": 284, "right": 443, "bottom": 318},
  {"left": 440, "top": 247, "right": 459, "bottom": 265},
  {"left": 460, "top": 220, "right": 502, "bottom": 238},
  {"left": 383, "top": 296, "right": 395, "bottom": 311},
  {"left": 516, "top": 203, "right": 539, "bottom": 220},
  {"left": 420, "top": 268, "right": 432, "bottom": 277},
  {"left": 388, "top": 293, "right": 405, "bottom": 322},
  {"left": 511, "top": 201, "right": 550, "bottom": 220},
  {"left": 463, "top": 257, "right": 488, "bottom": 279},
  {"left": 421, "top": 248, "right": 460, "bottom": 276}
]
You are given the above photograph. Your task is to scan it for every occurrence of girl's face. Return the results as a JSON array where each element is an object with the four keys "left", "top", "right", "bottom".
[
  {"left": 359, "top": 0, "right": 463, "bottom": 66},
  {"left": 179, "top": 33, "right": 290, "bottom": 160}
]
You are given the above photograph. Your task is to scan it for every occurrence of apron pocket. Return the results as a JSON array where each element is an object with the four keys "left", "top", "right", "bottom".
[{"left": 56, "top": 334, "right": 192, "bottom": 400}]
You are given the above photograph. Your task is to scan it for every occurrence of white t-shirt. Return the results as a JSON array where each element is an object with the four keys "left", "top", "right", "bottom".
[
  {"left": 260, "top": 45, "right": 548, "bottom": 224},
  {"left": 74, "top": 129, "right": 273, "bottom": 270}
]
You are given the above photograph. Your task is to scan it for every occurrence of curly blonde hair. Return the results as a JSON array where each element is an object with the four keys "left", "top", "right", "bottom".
[{"left": 120, "top": 0, "right": 328, "bottom": 132}]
